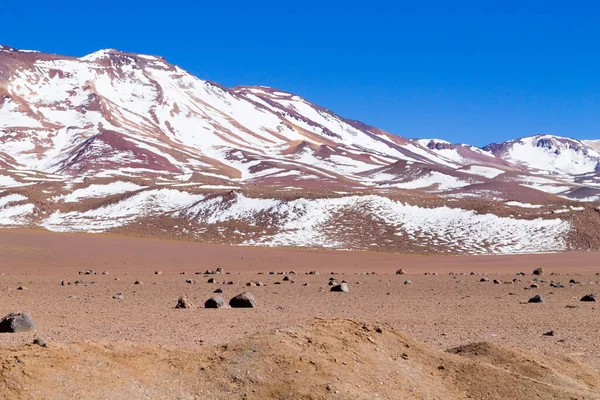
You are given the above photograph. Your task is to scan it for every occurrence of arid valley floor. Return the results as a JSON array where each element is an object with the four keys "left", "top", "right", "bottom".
[{"left": 1, "top": 229, "right": 600, "bottom": 399}]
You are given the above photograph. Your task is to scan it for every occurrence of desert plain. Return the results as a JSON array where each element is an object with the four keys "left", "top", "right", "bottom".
[{"left": 1, "top": 229, "right": 600, "bottom": 399}]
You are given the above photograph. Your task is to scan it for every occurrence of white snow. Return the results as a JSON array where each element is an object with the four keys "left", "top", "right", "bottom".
[
  {"left": 38, "top": 191, "right": 570, "bottom": 254},
  {"left": 0, "top": 194, "right": 34, "bottom": 225},
  {"left": 504, "top": 135, "right": 600, "bottom": 174},
  {"left": 385, "top": 172, "right": 471, "bottom": 191},
  {"left": 55, "top": 182, "right": 146, "bottom": 202},
  {"left": 461, "top": 165, "right": 505, "bottom": 179},
  {"left": 505, "top": 201, "right": 543, "bottom": 209}
]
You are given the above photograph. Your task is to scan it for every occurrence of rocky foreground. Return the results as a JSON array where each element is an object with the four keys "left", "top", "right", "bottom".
[{"left": 1, "top": 318, "right": 599, "bottom": 399}]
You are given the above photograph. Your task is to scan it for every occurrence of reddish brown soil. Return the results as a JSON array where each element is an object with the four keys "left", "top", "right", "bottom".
[
  {"left": 1, "top": 229, "right": 599, "bottom": 399},
  {"left": 1, "top": 229, "right": 599, "bottom": 275}
]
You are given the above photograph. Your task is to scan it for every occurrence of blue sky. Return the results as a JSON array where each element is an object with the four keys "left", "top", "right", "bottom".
[{"left": 2, "top": 1, "right": 599, "bottom": 146}]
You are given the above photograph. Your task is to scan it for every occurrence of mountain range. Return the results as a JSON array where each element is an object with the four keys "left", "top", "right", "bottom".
[{"left": 1, "top": 45, "right": 599, "bottom": 254}]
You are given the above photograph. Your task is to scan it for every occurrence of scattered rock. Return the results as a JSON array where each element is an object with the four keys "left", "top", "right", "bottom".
[
  {"left": 283, "top": 276, "right": 290, "bottom": 281},
  {"left": 542, "top": 330, "right": 555, "bottom": 337},
  {"left": 396, "top": 269, "right": 407, "bottom": 275},
  {"left": 61, "top": 280, "right": 70, "bottom": 286},
  {"left": 404, "top": 280, "right": 413, "bottom": 285},
  {"left": 207, "top": 278, "right": 215, "bottom": 283},
  {"left": 528, "top": 295, "right": 544, "bottom": 303},
  {"left": 33, "top": 337, "right": 47, "bottom": 347},
  {"left": 16, "top": 286, "right": 28, "bottom": 290},
  {"left": 185, "top": 279, "right": 195, "bottom": 284},
  {"left": 479, "top": 277, "right": 489, "bottom": 282},
  {"left": 205, "top": 295, "right": 227, "bottom": 308},
  {"left": 580, "top": 294, "right": 596, "bottom": 302},
  {"left": 154, "top": 271, "right": 163, "bottom": 275},
  {"left": 175, "top": 296, "right": 195, "bottom": 309},
  {"left": 134, "top": 280, "right": 143, "bottom": 285},
  {"left": 0, "top": 312, "right": 36, "bottom": 333},
  {"left": 289, "top": 270, "right": 297, "bottom": 275},
  {"left": 533, "top": 267, "right": 544, "bottom": 276},
  {"left": 229, "top": 292, "right": 257, "bottom": 308},
  {"left": 550, "top": 281, "right": 564, "bottom": 288},
  {"left": 493, "top": 279, "right": 502, "bottom": 284},
  {"left": 112, "top": 293, "right": 123, "bottom": 299},
  {"left": 330, "top": 283, "right": 349, "bottom": 292}
]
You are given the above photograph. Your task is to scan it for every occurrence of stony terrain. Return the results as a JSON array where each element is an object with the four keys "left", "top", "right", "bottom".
[
  {"left": 1, "top": 230, "right": 600, "bottom": 399},
  {"left": 2, "top": 45, "right": 600, "bottom": 253}
]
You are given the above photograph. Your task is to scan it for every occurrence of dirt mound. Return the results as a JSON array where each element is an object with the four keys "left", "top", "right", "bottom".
[{"left": 1, "top": 318, "right": 599, "bottom": 399}]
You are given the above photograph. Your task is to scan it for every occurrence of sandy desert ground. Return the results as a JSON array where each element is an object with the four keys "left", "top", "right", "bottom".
[{"left": 1, "top": 229, "right": 600, "bottom": 399}]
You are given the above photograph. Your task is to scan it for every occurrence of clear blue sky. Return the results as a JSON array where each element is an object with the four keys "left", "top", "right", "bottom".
[{"left": 2, "top": 1, "right": 599, "bottom": 146}]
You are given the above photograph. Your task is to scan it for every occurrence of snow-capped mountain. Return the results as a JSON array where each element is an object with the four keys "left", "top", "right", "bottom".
[
  {"left": 483, "top": 135, "right": 600, "bottom": 175},
  {"left": 1, "top": 45, "right": 599, "bottom": 254}
]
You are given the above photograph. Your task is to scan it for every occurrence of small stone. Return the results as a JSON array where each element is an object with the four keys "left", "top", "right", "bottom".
[
  {"left": 155, "top": 271, "right": 163, "bottom": 275},
  {"left": 134, "top": 280, "right": 143, "bottom": 285},
  {"left": 229, "top": 292, "right": 257, "bottom": 308},
  {"left": 528, "top": 295, "right": 544, "bottom": 303},
  {"left": 396, "top": 269, "right": 407, "bottom": 275},
  {"left": 185, "top": 279, "right": 195, "bottom": 284},
  {"left": 493, "top": 279, "right": 502, "bottom": 284},
  {"left": 112, "top": 293, "right": 123, "bottom": 299},
  {"left": 530, "top": 283, "right": 539, "bottom": 288},
  {"left": 207, "top": 278, "right": 215, "bottom": 283},
  {"left": 289, "top": 270, "right": 297, "bottom": 275},
  {"left": 175, "top": 296, "right": 195, "bottom": 309},
  {"left": 33, "top": 337, "right": 47, "bottom": 347},
  {"left": 479, "top": 277, "right": 489, "bottom": 282},
  {"left": 283, "top": 276, "right": 290, "bottom": 281},
  {"left": 330, "top": 283, "right": 349, "bottom": 292},
  {"left": 214, "top": 288, "right": 224, "bottom": 293},
  {"left": 580, "top": 294, "right": 596, "bottom": 302},
  {"left": 0, "top": 312, "right": 36, "bottom": 333},
  {"left": 542, "top": 330, "right": 555, "bottom": 337},
  {"left": 101, "top": 271, "right": 109, "bottom": 275},
  {"left": 533, "top": 267, "right": 544, "bottom": 276},
  {"left": 404, "top": 280, "right": 412, "bottom": 285}
]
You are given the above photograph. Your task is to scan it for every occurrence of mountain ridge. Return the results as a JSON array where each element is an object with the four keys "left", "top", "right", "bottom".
[{"left": 1, "top": 45, "right": 600, "bottom": 254}]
